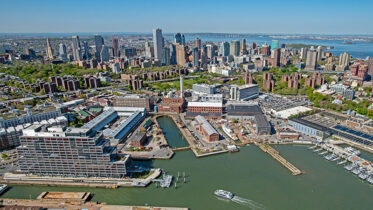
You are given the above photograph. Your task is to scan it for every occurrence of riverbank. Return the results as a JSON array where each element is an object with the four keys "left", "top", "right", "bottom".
[{"left": 2, "top": 146, "right": 373, "bottom": 210}]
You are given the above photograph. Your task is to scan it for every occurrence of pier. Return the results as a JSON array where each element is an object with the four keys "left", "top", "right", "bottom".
[
  {"left": 172, "top": 146, "right": 191, "bottom": 152},
  {"left": 257, "top": 143, "right": 302, "bottom": 176}
]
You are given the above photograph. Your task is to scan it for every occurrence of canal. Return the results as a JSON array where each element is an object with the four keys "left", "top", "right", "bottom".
[
  {"left": 1, "top": 118, "right": 373, "bottom": 210},
  {"left": 156, "top": 116, "right": 189, "bottom": 148}
]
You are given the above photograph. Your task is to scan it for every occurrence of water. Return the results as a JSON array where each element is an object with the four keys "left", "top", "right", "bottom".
[
  {"left": 156, "top": 116, "right": 189, "bottom": 148},
  {"left": 164, "top": 34, "right": 373, "bottom": 58},
  {"left": 1, "top": 120, "right": 373, "bottom": 210}
]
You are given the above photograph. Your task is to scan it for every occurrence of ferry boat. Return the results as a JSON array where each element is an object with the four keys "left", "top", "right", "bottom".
[
  {"left": 0, "top": 184, "right": 8, "bottom": 195},
  {"left": 214, "top": 189, "right": 234, "bottom": 200}
]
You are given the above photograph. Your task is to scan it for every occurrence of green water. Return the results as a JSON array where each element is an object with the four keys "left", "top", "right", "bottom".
[
  {"left": 1, "top": 118, "right": 373, "bottom": 210},
  {"left": 157, "top": 116, "right": 189, "bottom": 148}
]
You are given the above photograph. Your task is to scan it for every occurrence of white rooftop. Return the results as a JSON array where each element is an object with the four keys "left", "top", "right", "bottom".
[{"left": 188, "top": 101, "right": 223, "bottom": 108}]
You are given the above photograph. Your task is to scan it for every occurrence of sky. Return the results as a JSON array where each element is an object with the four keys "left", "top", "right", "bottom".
[{"left": 1, "top": 0, "right": 372, "bottom": 34}]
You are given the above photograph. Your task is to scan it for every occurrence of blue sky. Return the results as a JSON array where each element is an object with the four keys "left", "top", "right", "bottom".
[{"left": 1, "top": 0, "right": 372, "bottom": 34}]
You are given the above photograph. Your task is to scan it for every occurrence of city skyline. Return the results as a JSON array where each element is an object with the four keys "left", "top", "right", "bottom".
[{"left": 1, "top": 0, "right": 373, "bottom": 35}]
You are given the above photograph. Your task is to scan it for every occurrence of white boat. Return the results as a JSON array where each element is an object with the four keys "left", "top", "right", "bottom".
[
  {"left": 214, "top": 189, "right": 234, "bottom": 200},
  {"left": 337, "top": 160, "right": 347, "bottom": 165},
  {"left": 0, "top": 184, "right": 8, "bottom": 195}
]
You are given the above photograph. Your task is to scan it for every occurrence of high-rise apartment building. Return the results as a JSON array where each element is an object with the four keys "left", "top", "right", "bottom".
[
  {"left": 192, "top": 47, "right": 199, "bottom": 67},
  {"left": 240, "top": 38, "right": 247, "bottom": 55},
  {"left": 153, "top": 28, "right": 163, "bottom": 60},
  {"left": 305, "top": 48, "right": 318, "bottom": 70},
  {"left": 176, "top": 44, "right": 187, "bottom": 66},
  {"left": 100, "top": 45, "right": 110, "bottom": 62},
  {"left": 169, "top": 44, "right": 176, "bottom": 65},
  {"left": 273, "top": 48, "right": 281, "bottom": 67},
  {"left": 161, "top": 47, "right": 170, "bottom": 66},
  {"left": 230, "top": 40, "right": 240, "bottom": 56},
  {"left": 195, "top": 38, "right": 201, "bottom": 50}
]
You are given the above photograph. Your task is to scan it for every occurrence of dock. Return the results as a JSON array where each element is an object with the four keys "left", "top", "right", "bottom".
[
  {"left": 257, "top": 143, "right": 302, "bottom": 176},
  {"left": 172, "top": 146, "right": 191, "bottom": 152}
]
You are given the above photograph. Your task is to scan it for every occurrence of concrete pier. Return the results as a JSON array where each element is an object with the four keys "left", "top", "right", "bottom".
[{"left": 257, "top": 143, "right": 303, "bottom": 176}]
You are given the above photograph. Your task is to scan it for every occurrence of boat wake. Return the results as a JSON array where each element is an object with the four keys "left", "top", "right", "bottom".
[{"left": 231, "top": 196, "right": 266, "bottom": 210}]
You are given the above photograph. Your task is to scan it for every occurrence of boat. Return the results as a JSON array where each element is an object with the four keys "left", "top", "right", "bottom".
[
  {"left": 358, "top": 170, "right": 369, "bottom": 180},
  {"left": 331, "top": 156, "right": 340, "bottom": 162},
  {"left": 344, "top": 164, "right": 355, "bottom": 171},
  {"left": 0, "top": 184, "right": 8, "bottom": 195},
  {"left": 337, "top": 160, "right": 347, "bottom": 165},
  {"left": 214, "top": 189, "right": 234, "bottom": 200},
  {"left": 344, "top": 147, "right": 361, "bottom": 156},
  {"left": 352, "top": 167, "right": 363, "bottom": 175},
  {"left": 367, "top": 175, "right": 373, "bottom": 184},
  {"left": 319, "top": 151, "right": 328, "bottom": 155},
  {"left": 308, "top": 145, "right": 317, "bottom": 150},
  {"left": 314, "top": 148, "right": 322, "bottom": 152}
]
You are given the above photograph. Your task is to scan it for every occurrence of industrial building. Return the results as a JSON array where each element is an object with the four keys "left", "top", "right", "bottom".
[
  {"left": 289, "top": 117, "right": 331, "bottom": 140},
  {"left": 254, "top": 115, "right": 271, "bottom": 135},
  {"left": 195, "top": 115, "right": 219, "bottom": 142},
  {"left": 112, "top": 95, "right": 155, "bottom": 111},
  {"left": 227, "top": 103, "right": 262, "bottom": 120},
  {"left": 230, "top": 84, "right": 259, "bottom": 101},
  {"left": 81, "top": 108, "right": 118, "bottom": 133},
  {"left": 186, "top": 101, "right": 223, "bottom": 119},
  {"left": 130, "top": 132, "right": 147, "bottom": 148},
  {"left": 157, "top": 97, "right": 186, "bottom": 113},
  {"left": 18, "top": 125, "right": 130, "bottom": 178}
]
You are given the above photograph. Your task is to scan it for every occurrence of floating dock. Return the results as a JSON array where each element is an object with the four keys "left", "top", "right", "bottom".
[{"left": 257, "top": 143, "right": 302, "bottom": 176}]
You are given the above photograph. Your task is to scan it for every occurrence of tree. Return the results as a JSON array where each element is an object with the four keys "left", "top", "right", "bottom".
[{"left": 1, "top": 153, "right": 7, "bottom": 160}]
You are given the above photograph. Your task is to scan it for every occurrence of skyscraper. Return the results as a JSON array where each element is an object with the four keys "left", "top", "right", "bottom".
[
  {"left": 271, "top": 40, "right": 279, "bottom": 50},
  {"left": 153, "top": 28, "right": 163, "bottom": 60},
  {"left": 192, "top": 47, "right": 199, "bottom": 67},
  {"left": 181, "top": 34, "right": 185, "bottom": 46},
  {"left": 273, "top": 48, "right": 281, "bottom": 67},
  {"left": 195, "top": 38, "right": 201, "bottom": 50},
  {"left": 112, "top": 37, "right": 119, "bottom": 57},
  {"left": 94, "top": 34, "right": 104, "bottom": 58},
  {"left": 58, "top": 43, "right": 67, "bottom": 62},
  {"left": 230, "top": 40, "right": 240, "bottom": 56},
  {"left": 45, "top": 38, "right": 53, "bottom": 59},
  {"left": 338, "top": 52, "right": 350, "bottom": 70},
  {"left": 174, "top": 33, "right": 182, "bottom": 45},
  {"left": 83, "top": 41, "right": 90, "bottom": 61},
  {"left": 100, "top": 45, "right": 110, "bottom": 62},
  {"left": 220, "top": 41, "right": 230, "bottom": 57},
  {"left": 161, "top": 47, "right": 170, "bottom": 66},
  {"left": 144, "top": 41, "right": 153, "bottom": 58},
  {"left": 240, "top": 39, "right": 247, "bottom": 55},
  {"left": 169, "top": 44, "right": 176, "bottom": 65},
  {"left": 176, "top": 44, "right": 187, "bottom": 66},
  {"left": 201, "top": 45, "right": 208, "bottom": 69},
  {"left": 71, "top": 36, "right": 81, "bottom": 61},
  {"left": 305, "top": 48, "right": 318, "bottom": 70},
  {"left": 316, "top": 46, "right": 323, "bottom": 62}
]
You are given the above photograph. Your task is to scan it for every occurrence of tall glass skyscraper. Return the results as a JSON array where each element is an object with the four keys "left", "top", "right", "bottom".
[
  {"left": 58, "top": 43, "right": 67, "bottom": 61},
  {"left": 71, "top": 35, "right": 81, "bottom": 61},
  {"left": 219, "top": 41, "right": 230, "bottom": 57},
  {"left": 153, "top": 28, "right": 163, "bottom": 60}
]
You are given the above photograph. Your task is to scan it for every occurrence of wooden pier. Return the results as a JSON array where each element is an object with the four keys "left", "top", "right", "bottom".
[{"left": 257, "top": 143, "right": 303, "bottom": 176}]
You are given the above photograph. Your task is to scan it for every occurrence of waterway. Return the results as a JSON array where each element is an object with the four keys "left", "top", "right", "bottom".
[
  {"left": 156, "top": 116, "right": 189, "bottom": 148},
  {"left": 1, "top": 119, "right": 373, "bottom": 209}
]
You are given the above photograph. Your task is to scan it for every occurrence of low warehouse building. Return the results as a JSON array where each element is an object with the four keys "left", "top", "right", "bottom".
[{"left": 195, "top": 115, "right": 219, "bottom": 142}]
